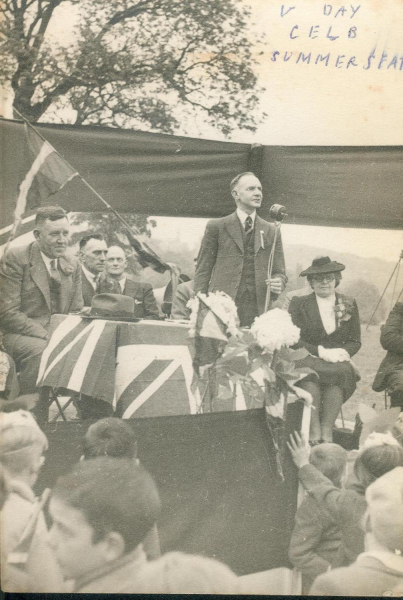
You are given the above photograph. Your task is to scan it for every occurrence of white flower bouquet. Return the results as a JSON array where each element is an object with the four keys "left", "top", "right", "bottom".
[{"left": 250, "top": 308, "right": 301, "bottom": 353}]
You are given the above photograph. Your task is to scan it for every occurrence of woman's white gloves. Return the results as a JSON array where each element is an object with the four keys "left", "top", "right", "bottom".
[{"left": 318, "top": 345, "right": 350, "bottom": 363}]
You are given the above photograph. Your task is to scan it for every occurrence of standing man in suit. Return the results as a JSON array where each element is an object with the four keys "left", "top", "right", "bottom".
[
  {"left": 0, "top": 206, "right": 83, "bottom": 400},
  {"left": 105, "top": 246, "right": 160, "bottom": 319},
  {"left": 194, "top": 172, "right": 287, "bottom": 327}
]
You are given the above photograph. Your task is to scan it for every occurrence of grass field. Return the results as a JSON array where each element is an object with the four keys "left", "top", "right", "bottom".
[{"left": 342, "top": 325, "right": 386, "bottom": 422}]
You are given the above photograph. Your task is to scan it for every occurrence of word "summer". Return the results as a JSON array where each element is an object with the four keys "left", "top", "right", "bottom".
[{"left": 271, "top": 48, "right": 403, "bottom": 70}]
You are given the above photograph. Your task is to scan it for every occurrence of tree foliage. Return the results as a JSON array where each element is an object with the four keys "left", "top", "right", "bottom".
[
  {"left": 1, "top": 0, "right": 265, "bottom": 136},
  {"left": 70, "top": 211, "right": 156, "bottom": 275}
]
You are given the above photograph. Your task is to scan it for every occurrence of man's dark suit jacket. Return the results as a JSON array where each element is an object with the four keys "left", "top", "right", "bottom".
[
  {"left": 81, "top": 267, "right": 97, "bottom": 307},
  {"left": 0, "top": 241, "right": 83, "bottom": 340},
  {"left": 288, "top": 292, "right": 361, "bottom": 357},
  {"left": 194, "top": 211, "right": 286, "bottom": 314},
  {"left": 122, "top": 277, "right": 159, "bottom": 320},
  {"left": 373, "top": 302, "right": 403, "bottom": 391}
]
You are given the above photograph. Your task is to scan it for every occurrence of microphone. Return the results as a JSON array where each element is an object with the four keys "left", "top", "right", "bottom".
[{"left": 269, "top": 204, "right": 287, "bottom": 222}]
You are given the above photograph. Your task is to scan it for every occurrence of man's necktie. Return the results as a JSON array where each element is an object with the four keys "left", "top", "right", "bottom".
[
  {"left": 50, "top": 259, "right": 61, "bottom": 285},
  {"left": 244, "top": 215, "right": 253, "bottom": 234}
]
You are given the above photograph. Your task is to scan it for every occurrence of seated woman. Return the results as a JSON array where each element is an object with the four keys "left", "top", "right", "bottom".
[{"left": 289, "top": 257, "right": 361, "bottom": 444}]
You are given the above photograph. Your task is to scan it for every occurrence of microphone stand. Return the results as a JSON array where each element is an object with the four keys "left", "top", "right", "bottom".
[{"left": 264, "top": 220, "right": 283, "bottom": 313}]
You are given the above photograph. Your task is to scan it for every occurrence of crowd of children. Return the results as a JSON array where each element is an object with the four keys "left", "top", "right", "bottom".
[{"left": 1, "top": 407, "right": 403, "bottom": 595}]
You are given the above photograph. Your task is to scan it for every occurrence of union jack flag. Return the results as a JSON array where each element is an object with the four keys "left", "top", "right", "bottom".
[{"left": 37, "top": 316, "right": 201, "bottom": 418}]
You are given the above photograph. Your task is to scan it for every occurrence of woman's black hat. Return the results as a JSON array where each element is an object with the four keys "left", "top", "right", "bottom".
[{"left": 300, "top": 256, "right": 345, "bottom": 277}]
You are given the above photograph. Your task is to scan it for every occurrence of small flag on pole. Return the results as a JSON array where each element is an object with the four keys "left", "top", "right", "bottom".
[
  {"left": 4, "top": 122, "right": 77, "bottom": 252},
  {"left": 192, "top": 295, "right": 229, "bottom": 373},
  {"left": 123, "top": 226, "right": 170, "bottom": 273}
]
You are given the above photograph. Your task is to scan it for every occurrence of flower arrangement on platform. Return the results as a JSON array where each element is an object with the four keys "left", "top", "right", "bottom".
[
  {"left": 188, "top": 297, "right": 314, "bottom": 480},
  {"left": 188, "top": 291, "right": 239, "bottom": 339}
]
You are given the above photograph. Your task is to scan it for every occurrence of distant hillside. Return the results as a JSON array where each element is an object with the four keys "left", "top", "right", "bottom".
[{"left": 139, "top": 237, "right": 402, "bottom": 313}]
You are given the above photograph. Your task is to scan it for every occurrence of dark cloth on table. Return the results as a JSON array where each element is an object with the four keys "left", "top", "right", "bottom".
[
  {"left": 0, "top": 242, "right": 83, "bottom": 393},
  {"left": 194, "top": 211, "right": 287, "bottom": 325},
  {"left": 289, "top": 292, "right": 361, "bottom": 402},
  {"left": 373, "top": 302, "right": 403, "bottom": 406}
]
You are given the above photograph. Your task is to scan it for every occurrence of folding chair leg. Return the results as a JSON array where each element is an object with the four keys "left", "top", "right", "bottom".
[
  {"left": 339, "top": 406, "right": 345, "bottom": 429},
  {"left": 51, "top": 394, "right": 76, "bottom": 422}
]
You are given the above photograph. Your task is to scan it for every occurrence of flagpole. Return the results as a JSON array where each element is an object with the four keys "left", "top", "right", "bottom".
[
  {"left": 11, "top": 108, "right": 170, "bottom": 272},
  {"left": 12, "top": 107, "right": 146, "bottom": 238}
]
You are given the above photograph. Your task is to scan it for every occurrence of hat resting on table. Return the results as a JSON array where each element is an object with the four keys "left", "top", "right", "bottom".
[
  {"left": 300, "top": 256, "right": 345, "bottom": 277},
  {"left": 89, "top": 293, "right": 135, "bottom": 319}
]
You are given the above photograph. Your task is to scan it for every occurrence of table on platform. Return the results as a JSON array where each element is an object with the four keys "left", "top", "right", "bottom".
[{"left": 37, "top": 314, "right": 203, "bottom": 418}]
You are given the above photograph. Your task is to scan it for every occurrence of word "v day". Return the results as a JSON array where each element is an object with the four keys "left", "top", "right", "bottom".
[{"left": 280, "top": 5, "right": 361, "bottom": 19}]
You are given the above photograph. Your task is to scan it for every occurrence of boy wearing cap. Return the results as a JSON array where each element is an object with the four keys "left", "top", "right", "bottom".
[
  {"left": 48, "top": 457, "right": 161, "bottom": 593},
  {"left": 310, "top": 466, "right": 403, "bottom": 596},
  {"left": 0, "top": 410, "right": 63, "bottom": 592}
]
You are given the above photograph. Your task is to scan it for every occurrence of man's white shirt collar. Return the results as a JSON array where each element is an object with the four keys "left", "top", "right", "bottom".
[
  {"left": 81, "top": 264, "right": 97, "bottom": 289},
  {"left": 118, "top": 277, "right": 127, "bottom": 293},
  {"left": 40, "top": 251, "right": 57, "bottom": 275},
  {"left": 237, "top": 208, "right": 256, "bottom": 227}
]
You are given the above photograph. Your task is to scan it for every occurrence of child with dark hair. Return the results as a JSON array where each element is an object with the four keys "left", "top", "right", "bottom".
[
  {"left": 82, "top": 417, "right": 137, "bottom": 459},
  {"left": 288, "top": 443, "right": 347, "bottom": 593},
  {"left": 48, "top": 457, "right": 161, "bottom": 593},
  {"left": 288, "top": 432, "right": 403, "bottom": 570},
  {"left": 81, "top": 417, "right": 160, "bottom": 560}
]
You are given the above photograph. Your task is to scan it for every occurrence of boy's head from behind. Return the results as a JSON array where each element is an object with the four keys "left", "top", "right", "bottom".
[
  {"left": 364, "top": 466, "right": 403, "bottom": 555},
  {"left": 0, "top": 410, "right": 47, "bottom": 487},
  {"left": 310, "top": 442, "right": 347, "bottom": 487},
  {"left": 49, "top": 457, "right": 160, "bottom": 582},
  {"left": 354, "top": 442, "right": 403, "bottom": 490},
  {"left": 133, "top": 551, "right": 239, "bottom": 594},
  {"left": 82, "top": 417, "right": 137, "bottom": 460}
]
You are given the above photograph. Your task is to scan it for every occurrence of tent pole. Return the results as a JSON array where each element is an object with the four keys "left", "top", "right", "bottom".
[{"left": 365, "top": 250, "right": 403, "bottom": 330}]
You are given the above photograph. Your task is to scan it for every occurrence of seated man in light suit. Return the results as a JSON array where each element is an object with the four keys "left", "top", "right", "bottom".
[
  {"left": 105, "top": 246, "right": 160, "bottom": 319},
  {"left": 0, "top": 206, "right": 83, "bottom": 417}
]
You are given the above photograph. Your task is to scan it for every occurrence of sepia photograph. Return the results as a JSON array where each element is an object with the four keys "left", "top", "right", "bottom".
[{"left": 1, "top": 0, "right": 403, "bottom": 596}]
